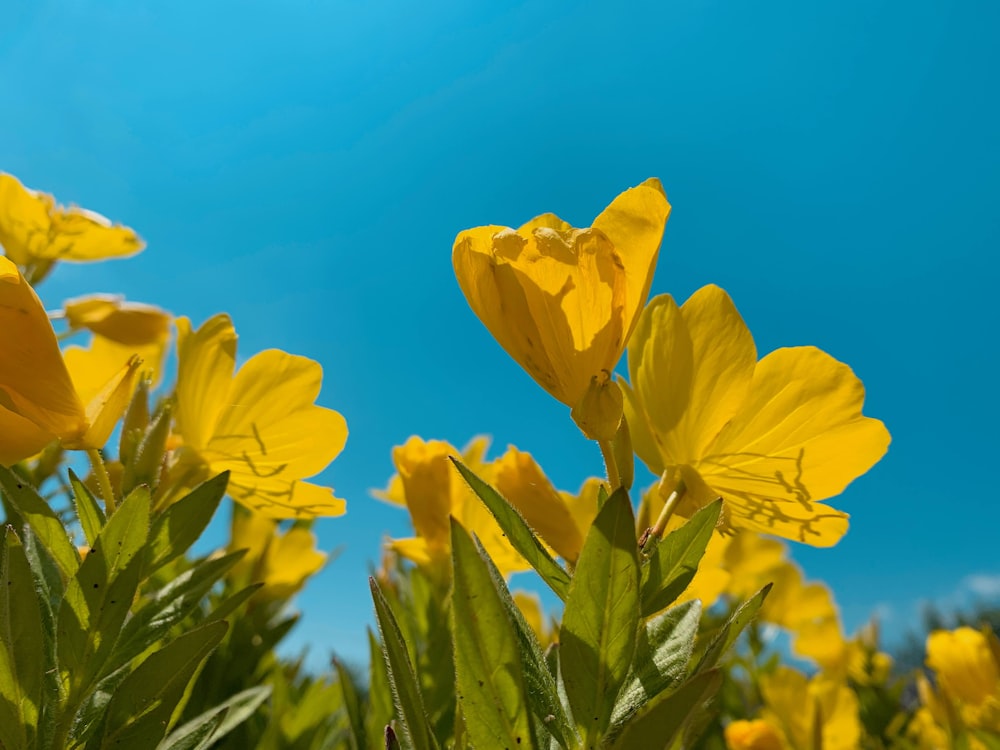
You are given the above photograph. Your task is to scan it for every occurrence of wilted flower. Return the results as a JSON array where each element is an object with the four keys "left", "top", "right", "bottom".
[
  {"left": 453, "top": 179, "right": 670, "bottom": 438},
  {"left": 0, "top": 173, "right": 143, "bottom": 266},
  {"left": 0, "top": 257, "right": 140, "bottom": 464},
  {"left": 172, "top": 313, "right": 347, "bottom": 519},
  {"left": 622, "top": 284, "right": 890, "bottom": 546}
]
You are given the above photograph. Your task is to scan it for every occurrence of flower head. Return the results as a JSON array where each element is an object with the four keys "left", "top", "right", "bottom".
[
  {"left": 927, "top": 627, "right": 1000, "bottom": 707},
  {"left": 0, "top": 257, "right": 140, "bottom": 464},
  {"left": 172, "top": 314, "right": 348, "bottom": 519},
  {"left": 757, "top": 667, "right": 861, "bottom": 750},
  {"left": 0, "top": 173, "right": 143, "bottom": 266},
  {"left": 724, "top": 719, "right": 785, "bottom": 750},
  {"left": 453, "top": 179, "right": 670, "bottom": 428},
  {"left": 623, "top": 285, "right": 890, "bottom": 546}
]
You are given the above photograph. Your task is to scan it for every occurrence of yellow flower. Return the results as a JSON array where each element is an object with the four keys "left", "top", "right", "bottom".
[
  {"left": 62, "top": 295, "right": 172, "bottom": 389},
  {"left": 172, "top": 314, "right": 347, "bottom": 519},
  {"left": 0, "top": 257, "right": 140, "bottom": 464},
  {"left": 0, "top": 173, "right": 143, "bottom": 266},
  {"left": 453, "top": 179, "right": 670, "bottom": 432},
  {"left": 724, "top": 719, "right": 785, "bottom": 750},
  {"left": 927, "top": 627, "right": 1000, "bottom": 707},
  {"left": 229, "top": 506, "right": 326, "bottom": 600},
  {"left": 622, "top": 284, "right": 890, "bottom": 546},
  {"left": 758, "top": 667, "right": 861, "bottom": 750}
]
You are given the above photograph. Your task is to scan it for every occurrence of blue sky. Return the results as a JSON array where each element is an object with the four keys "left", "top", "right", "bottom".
[{"left": 2, "top": 0, "right": 998, "bottom": 665}]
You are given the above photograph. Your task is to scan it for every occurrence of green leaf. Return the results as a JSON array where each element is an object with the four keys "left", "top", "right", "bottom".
[
  {"left": 694, "top": 584, "right": 772, "bottom": 673},
  {"left": 0, "top": 528, "right": 44, "bottom": 750},
  {"left": 335, "top": 658, "right": 369, "bottom": 750},
  {"left": 369, "top": 577, "right": 440, "bottom": 750},
  {"left": 367, "top": 628, "right": 394, "bottom": 750},
  {"left": 121, "top": 402, "right": 173, "bottom": 496},
  {"left": 0, "top": 465, "right": 79, "bottom": 582},
  {"left": 109, "top": 550, "right": 246, "bottom": 673},
  {"left": 610, "top": 600, "right": 702, "bottom": 729},
  {"left": 640, "top": 500, "right": 721, "bottom": 617},
  {"left": 609, "top": 669, "right": 722, "bottom": 750},
  {"left": 157, "top": 685, "right": 271, "bottom": 750},
  {"left": 100, "top": 620, "right": 228, "bottom": 748},
  {"left": 384, "top": 726, "right": 401, "bottom": 750},
  {"left": 69, "top": 469, "right": 106, "bottom": 549},
  {"left": 145, "top": 472, "right": 229, "bottom": 574},
  {"left": 57, "top": 486, "right": 150, "bottom": 692},
  {"left": 203, "top": 582, "right": 263, "bottom": 623},
  {"left": 559, "top": 488, "right": 640, "bottom": 746},
  {"left": 451, "top": 458, "right": 570, "bottom": 601},
  {"left": 450, "top": 518, "right": 536, "bottom": 749}
]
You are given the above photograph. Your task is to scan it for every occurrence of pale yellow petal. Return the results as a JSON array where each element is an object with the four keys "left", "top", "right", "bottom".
[
  {"left": 0, "top": 406, "right": 56, "bottom": 466},
  {"left": 66, "top": 355, "right": 142, "bottom": 450},
  {"left": 389, "top": 536, "right": 437, "bottom": 568},
  {"left": 697, "top": 346, "right": 889, "bottom": 546},
  {"left": 228, "top": 477, "right": 346, "bottom": 519},
  {"left": 591, "top": 178, "right": 671, "bottom": 341},
  {"left": 564, "top": 478, "right": 602, "bottom": 549},
  {"left": 494, "top": 447, "right": 584, "bottom": 563},
  {"left": 175, "top": 315, "right": 237, "bottom": 449},
  {"left": 207, "top": 350, "right": 347, "bottom": 480},
  {"left": 64, "top": 294, "right": 170, "bottom": 346},
  {"left": 927, "top": 627, "right": 1000, "bottom": 706},
  {"left": 64, "top": 335, "right": 165, "bottom": 403},
  {"left": 0, "top": 257, "right": 86, "bottom": 438},
  {"left": 44, "top": 206, "right": 143, "bottom": 262},
  {"left": 0, "top": 174, "right": 54, "bottom": 266},
  {"left": 385, "top": 437, "right": 460, "bottom": 549},
  {"left": 263, "top": 526, "right": 327, "bottom": 598},
  {"left": 620, "top": 377, "right": 663, "bottom": 476}
]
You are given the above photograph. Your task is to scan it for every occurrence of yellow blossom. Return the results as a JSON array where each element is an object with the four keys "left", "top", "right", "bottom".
[
  {"left": 758, "top": 667, "right": 861, "bottom": 750},
  {"left": 927, "top": 627, "right": 1000, "bottom": 707},
  {"left": 0, "top": 173, "right": 143, "bottom": 266},
  {"left": 229, "top": 506, "right": 326, "bottom": 600},
  {"left": 453, "top": 179, "right": 670, "bottom": 429},
  {"left": 0, "top": 257, "right": 140, "bottom": 464},
  {"left": 724, "top": 719, "right": 785, "bottom": 750},
  {"left": 622, "top": 284, "right": 890, "bottom": 546},
  {"left": 172, "top": 313, "right": 347, "bottom": 519}
]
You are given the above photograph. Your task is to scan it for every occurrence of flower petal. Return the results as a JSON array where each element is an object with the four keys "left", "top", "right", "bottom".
[
  {"left": 68, "top": 354, "right": 142, "bottom": 451},
  {"left": 44, "top": 207, "right": 143, "bottom": 261},
  {"left": 175, "top": 315, "right": 237, "bottom": 450},
  {"left": 0, "top": 174, "right": 54, "bottom": 266},
  {"left": 228, "top": 477, "right": 346, "bottom": 519},
  {"left": 0, "top": 405, "right": 56, "bottom": 465},
  {"left": 64, "top": 294, "right": 171, "bottom": 346}
]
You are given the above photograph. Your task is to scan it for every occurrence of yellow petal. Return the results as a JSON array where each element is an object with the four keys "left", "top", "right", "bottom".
[
  {"left": 591, "top": 177, "right": 671, "bottom": 342},
  {"left": 0, "top": 406, "right": 56, "bottom": 466},
  {"left": 263, "top": 525, "right": 327, "bottom": 598},
  {"left": 0, "top": 257, "right": 86, "bottom": 438},
  {"left": 64, "top": 335, "right": 166, "bottom": 403},
  {"left": 0, "top": 174, "right": 56, "bottom": 265},
  {"left": 723, "top": 719, "right": 786, "bottom": 750},
  {"left": 44, "top": 206, "right": 143, "bottom": 261},
  {"left": 389, "top": 536, "right": 437, "bottom": 568},
  {"left": 64, "top": 294, "right": 171, "bottom": 346},
  {"left": 564, "top": 478, "right": 602, "bottom": 545},
  {"left": 384, "top": 437, "right": 461, "bottom": 551},
  {"left": 207, "top": 349, "right": 348, "bottom": 481},
  {"left": 228, "top": 478, "right": 346, "bottom": 519},
  {"left": 494, "top": 447, "right": 585, "bottom": 563},
  {"left": 927, "top": 627, "right": 1000, "bottom": 706},
  {"left": 570, "top": 371, "right": 624, "bottom": 441},
  {"left": 454, "top": 486, "right": 529, "bottom": 576},
  {"left": 175, "top": 315, "right": 238, "bottom": 449},
  {"left": 65, "top": 355, "right": 142, "bottom": 450},
  {"left": 697, "top": 346, "right": 890, "bottom": 546}
]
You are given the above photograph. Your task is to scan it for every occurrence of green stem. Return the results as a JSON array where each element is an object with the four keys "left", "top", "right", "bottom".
[
  {"left": 640, "top": 476, "right": 687, "bottom": 553},
  {"left": 87, "top": 448, "right": 117, "bottom": 515},
  {"left": 597, "top": 438, "right": 621, "bottom": 491}
]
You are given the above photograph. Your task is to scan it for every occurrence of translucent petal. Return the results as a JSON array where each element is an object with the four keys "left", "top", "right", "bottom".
[
  {"left": 68, "top": 355, "right": 142, "bottom": 450},
  {"left": 175, "top": 315, "right": 237, "bottom": 449},
  {"left": 228, "top": 477, "right": 346, "bottom": 519},
  {"left": 64, "top": 294, "right": 171, "bottom": 346},
  {"left": 44, "top": 207, "right": 144, "bottom": 261},
  {"left": 0, "top": 174, "right": 54, "bottom": 265}
]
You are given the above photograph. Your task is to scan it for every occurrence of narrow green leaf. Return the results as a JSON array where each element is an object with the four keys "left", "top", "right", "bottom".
[
  {"left": 146, "top": 472, "right": 229, "bottom": 574},
  {"left": 609, "top": 669, "right": 722, "bottom": 750},
  {"left": 69, "top": 469, "right": 105, "bottom": 549},
  {"left": 100, "top": 621, "right": 228, "bottom": 748},
  {"left": 477, "top": 527, "right": 579, "bottom": 750},
  {"left": 610, "top": 600, "right": 702, "bottom": 729},
  {"left": 640, "top": 500, "right": 721, "bottom": 617},
  {"left": 695, "top": 584, "right": 772, "bottom": 673},
  {"left": 335, "top": 658, "right": 369, "bottom": 750},
  {"left": 369, "top": 577, "right": 440, "bottom": 750},
  {"left": 204, "top": 582, "right": 263, "bottom": 623},
  {"left": 121, "top": 402, "right": 173, "bottom": 496},
  {"left": 0, "top": 528, "right": 44, "bottom": 750},
  {"left": 367, "top": 628, "right": 395, "bottom": 750},
  {"left": 157, "top": 685, "right": 271, "bottom": 750},
  {"left": 560, "top": 488, "right": 640, "bottom": 746},
  {"left": 450, "top": 518, "right": 536, "bottom": 749},
  {"left": 451, "top": 458, "right": 570, "bottom": 601},
  {"left": 0, "top": 465, "right": 79, "bottom": 582},
  {"left": 57, "top": 486, "right": 150, "bottom": 691}
]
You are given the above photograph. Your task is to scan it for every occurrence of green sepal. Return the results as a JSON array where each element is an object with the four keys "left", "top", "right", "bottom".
[
  {"left": 69, "top": 469, "right": 106, "bottom": 549},
  {"left": 98, "top": 620, "right": 228, "bottom": 748},
  {"left": 145, "top": 472, "right": 229, "bottom": 575},
  {"left": 450, "top": 518, "right": 537, "bottom": 750},
  {"left": 57, "top": 486, "right": 150, "bottom": 693},
  {"left": 334, "top": 658, "right": 369, "bottom": 750},
  {"left": 640, "top": 499, "right": 721, "bottom": 617},
  {"left": 369, "top": 577, "right": 440, "bottom": 750},
  {"left": 0, "top": 465, "right": 80, "bottom": 582},
  {"left": 559, "top": 488, "right": 640, "bottom": 745},
  {"left": 694, "top": 584, "right": 772, "bottom": 673},
  {"left": 157, "top": 685, "right": 271, "bottom": 750},
  {"left": 609, "top": 599, "right": 702, "bottom": 730},
  {"left": 450, "top": 458, "right": 570, "bottom": 601},
  {"left": 118, "top": 377, "right": 150, "bottom": 468},
  {"left": 609, "top": 669, "right": 722, "bottom": 750},
  {"left": 0, "top": 527, "right": 45, "bottom": 750}
]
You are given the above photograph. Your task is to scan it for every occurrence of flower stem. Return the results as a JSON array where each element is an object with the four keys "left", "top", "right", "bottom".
[
  {"left": 640, "top": 476, "right": 687, "bottom": 553},
  {"left": 87, "top": 448, "right": 117, "bottom": 515},
  {"left": 598, "top": 438, "right": 621, "bottom": 492}
]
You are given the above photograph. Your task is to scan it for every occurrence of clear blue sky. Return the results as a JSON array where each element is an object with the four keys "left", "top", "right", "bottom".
[{"left": 2, "top": 0, "right": 998, "bottom": 665}]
